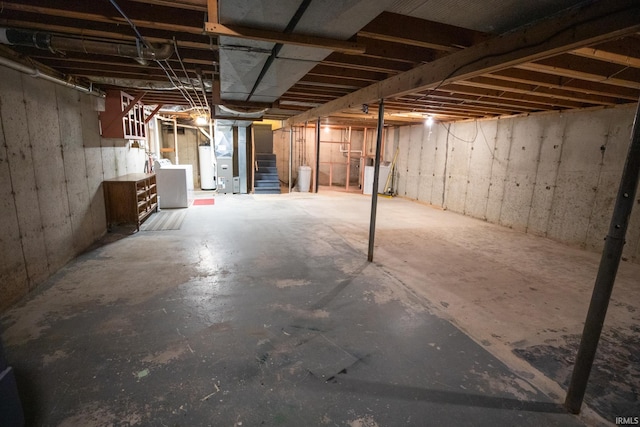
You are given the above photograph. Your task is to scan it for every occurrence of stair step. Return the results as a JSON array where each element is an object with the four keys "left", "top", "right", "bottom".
[
  {"left": 255, "top": 180, "right": 280, "bottom": 188},
  {"left": 254, "top": 188, "right": 281, "bottom": 194},
  {"left": 257, "top": 167, "right": 277, "bottom": 174},
  {"left": 253, "top": 153, "right": 280, "bottom": 194},
  {"left": 255, "top": 172, "right": 278, "bottom": 180},
  {"left": 257, "top": 160, "right": 276, "bottom": 167}
]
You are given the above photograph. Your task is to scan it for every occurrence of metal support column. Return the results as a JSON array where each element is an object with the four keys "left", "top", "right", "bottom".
[
  {"left": 173, "top": 117, "right": 179, "bottom": 164},
  {"left": 289, "top": 128, "right": 293, "bottom": 194},
  {"left": 315, "top": 117, "right": 321, "bottom": 193},
  {"left": 367, "top": 99, "right": 384, "bottom": 262},
  {"left": 565, "top": 98, "right": 640, "bottom": 413}
]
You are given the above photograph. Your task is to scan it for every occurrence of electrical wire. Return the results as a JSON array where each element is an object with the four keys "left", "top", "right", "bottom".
[
  {"left": 108, "top": 0, "right": 209, "bottom": 114},
  {"left": 172, "top": 38, "right": 208, "bottom": 116},
  {"left": 438, "top": 120, "right": 478, "bottom": 143}
]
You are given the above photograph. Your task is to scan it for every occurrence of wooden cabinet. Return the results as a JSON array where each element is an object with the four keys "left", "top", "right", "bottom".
[
  {"left": 103, "top": 173, "right": 157, "bottom": 230},
  {"left": 99, "top": 90, "right": 146, "bottom": 139}
]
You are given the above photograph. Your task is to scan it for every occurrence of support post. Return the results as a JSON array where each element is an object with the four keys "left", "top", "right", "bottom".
[
  {"left": 367, "top": 99, "right": 384, "bottom": 262},
  {"left": 346, "top": 126, "right": 351, "bottom": 192},
  {"left": 565, "top": 98, "right": 640, "bottom": 413},
  {"left": 315, "top": 117, "right": 321, "bottom": 193},
  {"left": 173, "top": 117, "right": 179, "bottom": 165},
  {"left": 289, "top": 128, "right": 293, "bottom": 194}
]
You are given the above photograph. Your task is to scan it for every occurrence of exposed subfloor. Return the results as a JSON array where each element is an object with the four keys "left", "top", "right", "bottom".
[{"left": 2, "top": 191, "right": 638, "bottom": 426}]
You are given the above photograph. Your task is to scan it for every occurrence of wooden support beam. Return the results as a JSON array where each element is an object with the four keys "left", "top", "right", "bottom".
[
  {"left": 103, "top": 91, "right": 147, "bottom": 134},
  {"left": 207, "top": 0, "right": 219, "bottom": 24},
  {"left": 211, "top": 79, "right": 221, "bottom": 105},
  {"left": 359, "top": 12, "right": 487, "bottom": 53},
  {"left": 204, "top": 22, "right": 366, "bottom": 54},
  {"left": 0, "top": 19, "right": 215, "bottom": 51},
  {"left": 489, "top": 68, "right": 640, "bottom": 101},
  {"left": 0, "top": 3, "right": 205, "bottom": 36},
  {"left": 288, "top": 0, "right": 640, "bottom": 125},
  {"left": 456, "top": 75, "right": 618, "bottom": 106},
  {"left": 145, "top": 104, "right": 164, "bottom": 123}
]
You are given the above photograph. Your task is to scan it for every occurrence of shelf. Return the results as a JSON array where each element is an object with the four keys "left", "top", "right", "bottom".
[
  {"left": 103, "top": 173, "right": 157, "bottom": 231},
  {"left": 99, "top": 90, "right": 146, "bottom": 140}
]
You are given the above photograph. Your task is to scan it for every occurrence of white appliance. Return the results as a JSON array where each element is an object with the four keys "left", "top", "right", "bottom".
[
  {"left": 154, "top": 159, "right": 194, "bottom": 208},
  {"left": 363, "top": 163, "right": 391, "bottom": 195},
  {"left": 198, "top": 145, "right": 216, "bottom": 190}
]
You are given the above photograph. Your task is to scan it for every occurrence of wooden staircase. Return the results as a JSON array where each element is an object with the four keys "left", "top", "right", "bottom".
[{"left": 254, "top": 153, "right": 281, "bottom": 194}]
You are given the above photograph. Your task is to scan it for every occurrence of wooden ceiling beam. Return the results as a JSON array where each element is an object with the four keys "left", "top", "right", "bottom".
[
  {"left": 570, "top": 47, "right": 640, "bottom": 70},
  {"left": 129, "top": 0, "right": 207, "bottom": 13},
  {"left": 204, "top": 0, "right": 364, "bottom": 55},
  {"left": 322, "top": 53, "right": 412, "bottom": 74},
  {"left": 289, "top": 0, "right": 640, "bottom": 125},
  {"left": 517, "top": 60, "right": 640, "bottom": 90},
  {"left": 428, "top": 84, "right": 585, "bottom": 110},
  {"left": 1, "top": 2, "right": 205, "bottom": 36},
  {"left": 307, "top": 65, "right": 390, "bottom": 82},
  {"left": 459, "top": 75, "right": 618, "bottom": 106},
  {"left": 0, "top": 19, "right": 215, "bottom": 51},
  {"left": 205, "top": 23, "right": 365, "bottom": 54},
  {"left": 358, "top": 12, "right": 487, "bottom": 52},
  {"left": 358, "top": 38, "right": 437, "bottom": 64},
  {"left": 395, "top": 92, "right": 543, "bottom": 114},
  {"left": 489, "top": 68, "right": 640, "bottom": 101}
]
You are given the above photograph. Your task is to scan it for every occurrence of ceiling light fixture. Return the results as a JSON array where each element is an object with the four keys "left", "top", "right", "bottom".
[
  {"left": 196, "top": 115, "right": 208, "bottom": 126},
  {"left": 425, "top": 115, "right": 434, "bottom": 127}
]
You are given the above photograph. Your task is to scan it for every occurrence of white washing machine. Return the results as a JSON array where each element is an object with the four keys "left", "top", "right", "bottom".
[{"left": 154, "top": 159, "right": 194, "bottom": 208}]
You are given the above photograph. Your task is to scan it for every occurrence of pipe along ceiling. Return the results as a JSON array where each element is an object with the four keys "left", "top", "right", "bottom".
[{"left": 0, "top": 28, "right": 174, "bottom": 65}]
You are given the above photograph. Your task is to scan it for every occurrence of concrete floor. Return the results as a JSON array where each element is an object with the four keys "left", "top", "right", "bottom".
[{"left": 1, "top": 190, "right": 638, "bottom": 426}]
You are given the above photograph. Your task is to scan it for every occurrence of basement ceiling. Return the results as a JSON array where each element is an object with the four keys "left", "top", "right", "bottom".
[{"left": 1, "top": 0, "right": 639, "bottom": 126}]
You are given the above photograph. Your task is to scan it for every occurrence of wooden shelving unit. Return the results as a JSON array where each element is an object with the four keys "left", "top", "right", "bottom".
[
  {"left": 103, "top": 173, "right": 157, "bottom": 230},
  {"left": 99, "top": 90, "right": 146, "bottom": 140}
]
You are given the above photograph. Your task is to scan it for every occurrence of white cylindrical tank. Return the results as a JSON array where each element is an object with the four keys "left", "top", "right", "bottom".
[
  {"left": 298, "top": 165, "right": 311, "bottom": 192},
  {"left": 198, "top": 145, "right": 216, "bottom": 190}
]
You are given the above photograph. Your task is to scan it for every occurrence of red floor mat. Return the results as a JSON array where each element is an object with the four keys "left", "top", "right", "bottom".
[{"left": 193, "top": 198, "right": 215, "bottom": 206}]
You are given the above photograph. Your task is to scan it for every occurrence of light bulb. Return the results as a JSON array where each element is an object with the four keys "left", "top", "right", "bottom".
[
  {"left": 425, "top": 116, "right": 434, "bottom": 127},
  {"left": 196, "top": 116, "right": 208, "bottom": 126}
]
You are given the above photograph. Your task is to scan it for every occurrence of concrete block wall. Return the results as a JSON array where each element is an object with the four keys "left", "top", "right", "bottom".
[
  {"left": 389, "top": 104, "right": 640, "bottom": 264},
  {"left": 0, "top": 65, "right": 145, "bottom": 311}
]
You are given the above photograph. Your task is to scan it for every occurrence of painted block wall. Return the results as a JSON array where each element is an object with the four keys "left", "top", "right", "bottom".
[
  {"left": 0, "top": 66, "right": 145, "bottom": 311},
  {"left": 391, "top": 104, "right": 640, "bottom": 264}
]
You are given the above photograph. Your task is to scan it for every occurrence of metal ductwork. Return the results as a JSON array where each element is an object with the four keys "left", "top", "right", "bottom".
[{"left": 0, "top": 28, "right": 174, "bottom": 63}]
